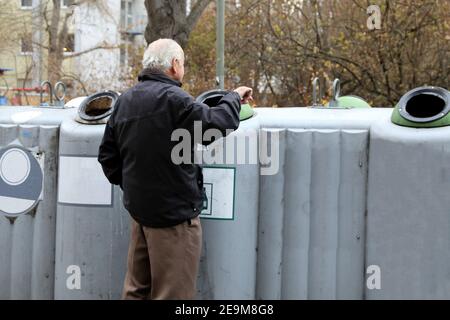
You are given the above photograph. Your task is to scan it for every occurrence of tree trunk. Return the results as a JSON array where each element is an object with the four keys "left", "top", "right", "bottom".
[
  {"left": 47, "top": 0, "right": 62, "bottom": 83},
  {"left": 144, "top": 0, "right": 212, "bottom": 48}
]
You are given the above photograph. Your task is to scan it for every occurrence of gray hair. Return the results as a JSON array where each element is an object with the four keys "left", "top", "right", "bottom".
[{"left": 142, "top": 39, "right": 184, "bottom": 71}]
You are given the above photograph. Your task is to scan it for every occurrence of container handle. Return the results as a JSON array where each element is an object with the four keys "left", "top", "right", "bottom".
[
  {"left": 312, "top": 77, "right": 321, "bottom": 106},
  {"left": 40, "top": 81, "right": 53, "bottom": 106},
  {"left": 329, "top": 79, "right": 341, "bottom": 108},
  {"left": 54, "top": 81, "right": 67, "bottom": 103}
]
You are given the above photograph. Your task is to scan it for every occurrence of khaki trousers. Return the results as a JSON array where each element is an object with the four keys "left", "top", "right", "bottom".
[{"left": 122, "top": 216, "right": 202, "bottom": 300}]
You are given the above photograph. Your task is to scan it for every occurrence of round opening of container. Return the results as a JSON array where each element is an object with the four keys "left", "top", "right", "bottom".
[
  {"left": 85, "top": 96, "right": 113, "bottom": 116},
  {"left": 78, "top": 91, "right": 118, "bottom": 122},
  {"left": 196, "top": 90, "right": 255, "bottom": 121},
  {"left": 399, "top": 88, "right": 449, "bottom": 123},
  {"left": 197, "top": 90, "right": 229, "bottom": 108},
  {"left": 405, "top": 94, "right": 445, "bottom": 118}
]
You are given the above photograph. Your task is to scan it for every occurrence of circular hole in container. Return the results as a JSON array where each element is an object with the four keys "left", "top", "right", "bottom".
[
  {"left": 78, "top": 91, "right": 119, "bottom": 122},
  {"left": 196, "top": 89, "right": 256, "bottom": 121},
  {"left": 405, "top": 94, "right": 446, "bottom": 118},
  {"left": 85, "top": 96, "right": 113, "bottom": 117}
]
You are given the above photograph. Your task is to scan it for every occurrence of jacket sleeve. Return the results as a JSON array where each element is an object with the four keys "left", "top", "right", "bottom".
[
  {"left": 98, "top": 120, "right": 122, "bottom": 187},
  {"left": 175, "top": 90, "right": 242, "bottom": 144}
]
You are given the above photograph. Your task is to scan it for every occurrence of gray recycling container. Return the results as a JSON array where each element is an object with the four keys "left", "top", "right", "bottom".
[
  {"left": 54, "top": 93, "right": 130, "bottom": 299},
  {"left": 196, "top": 116, "right": 260, "bottom": 299},
  {"left": 195, "top": 91, "right": 260, "bottom": 299},
  {"left": 366, "top": 88, "right": 450, "bottom": 299},
  {"left": 255, "top": 107, "right": 392, "bottom": 299},
  {"left": 0, "top": 105, "right": 77, "bottom": 299}
]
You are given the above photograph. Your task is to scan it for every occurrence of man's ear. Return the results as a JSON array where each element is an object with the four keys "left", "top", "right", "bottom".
[
  {"left": 174, "top": 58, "right": 184, "bottom": 75},
  {"left": 170, "top": 58, "right": 178, "bottom": 74}
]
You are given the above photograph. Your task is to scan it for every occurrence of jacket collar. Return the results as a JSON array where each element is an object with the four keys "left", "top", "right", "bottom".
[{"left": 138, "top": 68, "right": 182, "bottom": 87}]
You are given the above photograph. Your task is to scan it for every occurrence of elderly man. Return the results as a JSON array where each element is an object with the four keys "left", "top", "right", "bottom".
[{"left": 98, "top": 39, "right": 252, "bottom": 300}]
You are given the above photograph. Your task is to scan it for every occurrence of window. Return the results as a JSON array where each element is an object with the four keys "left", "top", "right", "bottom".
[
  {"left": 121, "top": 1, "right": 127, "bottom": 28},
  {"left": 21, "top": 34, "right": 33, "bottom": 54},
  {"left": 120, "top": 0, "right": 133, "bottom": 30},
  {"left": 63, "top": 34, "right": 75, "bottom": 53},
  {"left": 120, "top": 45, "right": 126, "bottom": 67},
  {"left": 21, "top": 0, "right": 32, "bottom": 9},
  {"left": 127, "top": 1, "right": 132, "bottom": 26},
  {"left": 120, "top": 34, "right": 133, "bottom": 68}
]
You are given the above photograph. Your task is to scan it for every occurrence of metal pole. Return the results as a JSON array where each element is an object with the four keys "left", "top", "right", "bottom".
[{"left": 216, "top": 0, "right": 225, "bottom": 89}]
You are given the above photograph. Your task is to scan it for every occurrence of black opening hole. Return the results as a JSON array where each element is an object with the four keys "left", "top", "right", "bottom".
[
  {"left": 85, "top": 97, "right": 113, "bottom": 117},
  {"left": 405, "top": 94, "right": 446, "bottom": 119}
]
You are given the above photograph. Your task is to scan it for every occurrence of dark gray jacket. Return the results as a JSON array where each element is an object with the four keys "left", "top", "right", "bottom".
[{"left": 98, "top": 70, "right": 241, "bottom": 227}]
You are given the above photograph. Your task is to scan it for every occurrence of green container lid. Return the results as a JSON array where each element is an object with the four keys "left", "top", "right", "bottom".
[
  {"left": 239, "top": 103, "right": 254, "bottom": 121},
  {"left": 197, "top": 90, "right": 255, "bottom": 121},
  {"left": 391, "top": 87, "right": 450, "bottom": 128},
  {"left": 337, "top": 95, "right": 372, "bottom": 108},
  {"left": 312, "top": 78, "right": 371, "bottom": 109},
  {"left": 325, "top": 95, "right": 372, "bottom": 109}
]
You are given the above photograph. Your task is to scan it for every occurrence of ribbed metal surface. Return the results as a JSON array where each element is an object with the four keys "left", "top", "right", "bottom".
[
  {"left": 256, "top": 128, "right": 368, "bottom": 299},
  {"left": 0, "top": 124, "right": 59, "bottom": 299}
]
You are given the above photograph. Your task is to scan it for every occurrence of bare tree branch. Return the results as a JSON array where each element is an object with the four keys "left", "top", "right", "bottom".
[{"left": 186, "top": 0, "right": 213, "bottom": 33}]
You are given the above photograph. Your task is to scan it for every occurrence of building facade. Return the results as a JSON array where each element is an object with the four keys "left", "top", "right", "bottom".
[{"left": 0, "top": 0, "right": 147, "bottom": 103}]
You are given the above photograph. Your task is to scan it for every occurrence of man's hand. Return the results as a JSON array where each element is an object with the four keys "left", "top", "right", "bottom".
[{"left": 234, "top": 86, "right": 254, "bottom": 104}]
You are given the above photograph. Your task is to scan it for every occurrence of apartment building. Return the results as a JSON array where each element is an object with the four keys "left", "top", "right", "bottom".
[{"left": 0, "top": 0, "right": 147, "bottom": 102}]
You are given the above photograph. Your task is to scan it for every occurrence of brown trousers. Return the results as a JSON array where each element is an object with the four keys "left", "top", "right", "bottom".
[{"left": 122, "top": 216, "right": 202, "bottom": 300}]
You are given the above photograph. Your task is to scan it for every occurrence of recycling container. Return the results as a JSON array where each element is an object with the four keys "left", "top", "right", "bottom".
[
  {"left": 54, "top": 92, "right": 130, "bottom": 300},
  {"left": 195, "top": 90, "right": 260, "bottom": 299},
  {"left": 366, "top": 87, "right": 450, "bottom": 299},
  {"left": 0, "top": 105, "right": 77, "bottom": 299}
]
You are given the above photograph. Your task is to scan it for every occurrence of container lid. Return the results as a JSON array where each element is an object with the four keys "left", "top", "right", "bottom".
[
  {"left": 335, "top": 95, "right": 372, "bottom": 109},
  {"left": 323, "top": 95, "right": 372, "bottom": 109},
  {"left": 77, "top": 91, "right": 119, "bottom": 124},
  {"left": 196, "top": 89, "right": 255, "bottom": 121},
  {"left": 391, "top": 87, "right": 450, "bottom": 128},
  {"left": 313, "top": 78, "right": 371, "bottom": 109}
]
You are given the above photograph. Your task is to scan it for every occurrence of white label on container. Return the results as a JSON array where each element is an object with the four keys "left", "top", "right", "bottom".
[
  {"left": 58, "top": 156, "right": 112, "bottom": 206},
  {"left": 200, "top": 167, "right": 235, "bottom": 220}
]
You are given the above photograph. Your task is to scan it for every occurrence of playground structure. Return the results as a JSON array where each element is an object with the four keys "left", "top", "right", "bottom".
[{"left": 0, "top": 80, "right": 67, "bottom": 107}]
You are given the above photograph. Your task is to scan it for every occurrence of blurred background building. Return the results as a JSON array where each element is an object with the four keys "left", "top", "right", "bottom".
[{"left": 0, "top": 0, "right": 147, "bottom": 104}]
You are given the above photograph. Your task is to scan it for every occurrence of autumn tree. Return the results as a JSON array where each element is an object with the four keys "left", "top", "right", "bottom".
[
  {"left": 42, "top": 0, "right": 118, "bottom": 86},
  {"left": 181, "top": 0, "right": 450, "bottom": 107},
  {"left": 0, "top": 0, "right": 120, "bottom": 99},
  {"left": 223, "top": 0, "right": 450, "bottom": 107}
]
